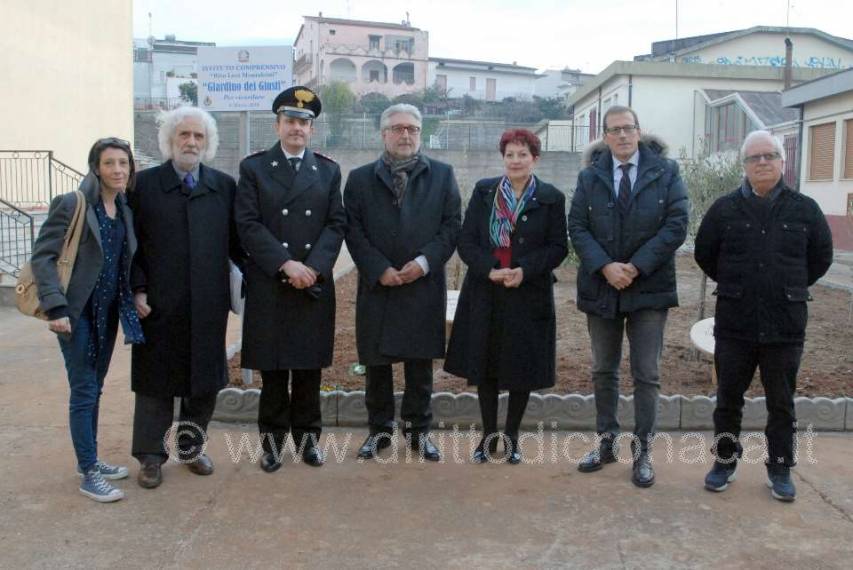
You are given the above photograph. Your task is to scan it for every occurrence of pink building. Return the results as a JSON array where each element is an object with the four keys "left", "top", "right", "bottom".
[{"left": 293, "top": 14, "right": 429, "bottom": 97}]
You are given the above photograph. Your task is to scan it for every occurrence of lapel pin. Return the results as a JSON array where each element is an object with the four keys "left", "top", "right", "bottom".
[{"left": 271, "top": 161, "right": 279, "bottom": 167}]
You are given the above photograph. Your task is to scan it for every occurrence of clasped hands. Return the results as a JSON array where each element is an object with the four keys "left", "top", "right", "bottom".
[
  {"left": 379, "top": 260, "right": 424, "bottom": 287},
  {"left": 488, "top": 267, "right": 524, "bottom": 288},
  {"left": 602, "top": 262, "right": 639, "bottom": 290},
  {"left": 280, "top": 260, "right": 319, "bottom": 289}
]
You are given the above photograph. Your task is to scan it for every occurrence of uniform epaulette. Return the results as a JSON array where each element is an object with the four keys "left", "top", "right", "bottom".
[
  {"left": 313, "top": 151, "right": 337, "bottom": 163},
  {"left": 244, "top": 149, "right": 266, "bottom": 160}
]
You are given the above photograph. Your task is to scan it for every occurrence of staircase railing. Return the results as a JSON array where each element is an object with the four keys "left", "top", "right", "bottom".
[
  {"left": 0, "top": 198, "right": 35, "bottom": 277},
  {"left": 0, "top": 150, "right": 84, "bottom": 207}
]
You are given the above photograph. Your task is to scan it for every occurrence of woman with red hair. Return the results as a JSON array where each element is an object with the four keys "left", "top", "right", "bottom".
[{"left": 445, "top": 129, "right": 568, "bottom": 464}]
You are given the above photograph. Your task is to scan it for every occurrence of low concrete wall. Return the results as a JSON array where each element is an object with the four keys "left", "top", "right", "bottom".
[{"left": 213, "top": 388, "right": 853, "bottom": 431}]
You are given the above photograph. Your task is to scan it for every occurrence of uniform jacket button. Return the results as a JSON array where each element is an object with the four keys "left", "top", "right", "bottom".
[
  {"left": 282, "top": 208, "right": 289, "bottom": 216},
  {"left": 305, "top": 243, "right": 312, "bottom": 250},
  {"left": 282, "top": 242, "right": 289, "bottom": 248},
  {"left": 305, "top": 209, "right": 312, "bottom": 216},
  {"left": 521, "top": 215, "right": 528, "bottom": 222},
  {"left": 518, "top": 237, "right": 525, "bottom": 244}
]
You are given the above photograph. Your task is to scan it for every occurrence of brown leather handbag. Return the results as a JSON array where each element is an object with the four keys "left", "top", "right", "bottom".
[{"left": 15, "top": 191, "right": 86, "bottom": 319}]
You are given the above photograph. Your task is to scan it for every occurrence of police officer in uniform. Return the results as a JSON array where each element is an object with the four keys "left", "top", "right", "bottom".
[{"left": 235, "top": 86, "right": 346, "bottom": 472}]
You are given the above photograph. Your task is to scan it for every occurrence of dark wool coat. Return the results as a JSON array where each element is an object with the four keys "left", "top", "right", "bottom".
[
  {"left": 130, "top": 161, "right": 240, "bottom": 398},
  {"left": 567, "top": 136, "right": 689, "bottom": 319},
  {"left": 235, "top": 145, "right": 345, "bottom": 371},
  {"left": 344, "top": 155, "right": 462, "bottom": 365},
  {"left": 694, "top": 183, "right": 833, "bottom": 344},
  {"left": 31, "top": 173, "right": 137, "bottom": 331},
  {"left": 444, "top": 176, "right": 568, "bottom": 390}
]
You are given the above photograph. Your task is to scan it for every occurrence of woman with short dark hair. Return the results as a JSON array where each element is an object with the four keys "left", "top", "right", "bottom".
[
  {"left": 31, "top": 138, "right": 145, "bottom": 502},
  {"left": 445, "top": 129, "right": 567, "bottom": 464}
]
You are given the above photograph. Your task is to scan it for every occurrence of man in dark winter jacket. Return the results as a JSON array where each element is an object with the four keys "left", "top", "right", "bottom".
[
  {"left": 568, "top": 106, "right": 688, "bottom": 488},
  {"left": 344, "top": 103, "right": 461, "bottom": 462},
  {"left": 695, "top": 130, "right": 832, "bottom": 502}
]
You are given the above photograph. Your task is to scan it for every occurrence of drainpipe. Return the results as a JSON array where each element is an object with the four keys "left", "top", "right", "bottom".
[
  {"left": 628, "top": 74, "right": 633, "bottom": 107},
  {"left": 794, "top": 105, "right": 804, "bottom": 192},
  {"left": 597, "top": 86, "right": 602, "bottom": 138},
  {"left": 784, "top": 38, "right": 793, "bottom": 90}
]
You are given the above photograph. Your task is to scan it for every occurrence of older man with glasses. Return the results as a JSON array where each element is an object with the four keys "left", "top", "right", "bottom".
[
  {"left": 344, "top": 103, "right": 461, "bottom": 461},
  {"left": 695, "top": 130, "right": 833, "bottom": 502},
  {"left": 568, "top": 105, "right": 689, "bottom": 488}
]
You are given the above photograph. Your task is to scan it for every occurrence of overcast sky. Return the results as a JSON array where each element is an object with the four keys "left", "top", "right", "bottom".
[{"left": 133, "top": 0, "right": 853, "bottom": 73}]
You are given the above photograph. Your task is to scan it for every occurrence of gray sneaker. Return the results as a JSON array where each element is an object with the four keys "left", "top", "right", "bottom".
[
  {"left": 79, "top": 469, "right": 125, "bottom": 503},
  {"left": 77, "top": 460, "right": 129, "bottom": 480}
]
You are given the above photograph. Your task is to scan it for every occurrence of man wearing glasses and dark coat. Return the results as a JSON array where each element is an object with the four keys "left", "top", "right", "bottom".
[
  {"left": 344, "top": 103, "right": 462, "bottom": 462},
  {"left": 695, "top": 130, "right": 832, "bottom": 502},
  {"left": 568, "top": 106, "right": 689, "bottom": 488}
]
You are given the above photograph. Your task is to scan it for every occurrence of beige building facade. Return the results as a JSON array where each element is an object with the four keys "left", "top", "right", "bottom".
[
  {"left": 1, "top": 1, "right": 133, "bottom": 175},
  {"left": 293, "top": 15, "right": 429, "bottom": 98}
]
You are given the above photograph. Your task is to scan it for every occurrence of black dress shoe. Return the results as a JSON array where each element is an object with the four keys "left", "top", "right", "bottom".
[
  {"left": 259, "top": 452, "right": 282, "bottom": 473},
  {"left": 507, "top": 438, "right": 522, "bottom": 465},
  {"left": 472, "top": 435, "right": 499, "bottom": 464},
  {"left": 357, "top": 433, "right": 392, "bottom": 459},
  {"left": 138, "top": 462, "right": 162, "bottom": 489},
  {"left": 632, "top": 451, "right": 655, "bottom": 488},
  {"left": 186, "top": 454, "right": 214, "bottom": 476},
  {"left": 410, "top": 433, "right": 441, "bottom": 462},
  {"left": 578, "top": 440, "right": 618, "bottom": 473},
  {"left": 302, "top": 446, "right": 325, "bottom": 467}
]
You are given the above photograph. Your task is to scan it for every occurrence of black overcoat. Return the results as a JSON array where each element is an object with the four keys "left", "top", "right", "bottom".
[
  {"left": 130, "top": 161, "right": 239, "bottom": 398},
  {"left": 344, "top": 155, "right": 462, "bottom": 365},
  {"left": 235, "top": 145, "right": 345, "bottom": 370},
  {"left": 444, "top": 176, "right": 568, "bottom": 390}
]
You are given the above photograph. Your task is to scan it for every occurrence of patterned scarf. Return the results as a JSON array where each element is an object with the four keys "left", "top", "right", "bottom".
[
  {"left": 381, "top": 151, "right": 421, "bottom": 208},
  {"left": 489, "top": 176, "right": 536, "bottom": 248}
]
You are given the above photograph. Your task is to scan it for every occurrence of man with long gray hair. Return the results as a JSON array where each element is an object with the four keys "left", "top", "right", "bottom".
[
  {"left": 345, "top": 103, "right": 461, "bottom": 461},
  {"left": 130, "top": 107, "right": 242, "bottom": 489}
]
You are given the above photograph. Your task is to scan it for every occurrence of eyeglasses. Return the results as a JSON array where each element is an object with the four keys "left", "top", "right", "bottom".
[
  {"left": 604, "top": 125, "right": 639, "bottom": 135},
  {"left": 743, "top": 152, "right": 781, "bottom": 164},
  {"left": 387, "top": 125, "right": 422, "bottom": 135}
]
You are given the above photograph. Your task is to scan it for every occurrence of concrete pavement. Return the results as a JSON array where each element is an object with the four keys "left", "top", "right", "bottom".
[{"left": 1, "top": 306, "right": 853, "bottom": 569}]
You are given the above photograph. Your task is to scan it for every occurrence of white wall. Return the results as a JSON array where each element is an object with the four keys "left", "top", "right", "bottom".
[
  {"left": 682, "top": 32, "right": 852, "bottom": 70},
  {"left": 799, "top": 92, "right": 853, "bottom": 215},
  {"left": 1, "top": 1, "right": 133, "bottom": 173},
  {"left": 430, "top": 63, "right": 537, "bottom": 101}
]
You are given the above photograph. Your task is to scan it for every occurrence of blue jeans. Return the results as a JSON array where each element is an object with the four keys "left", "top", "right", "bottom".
[
  {"left": 587, "top": 309, "right": 668, "bottom": 450},
  {"left": 58, "top": 313, "right": 118, "bottom": 472}
]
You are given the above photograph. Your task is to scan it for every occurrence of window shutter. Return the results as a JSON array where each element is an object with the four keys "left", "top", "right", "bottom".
[
  {"left": 844, "top": 119, "right": 853, "bottom": 179},
  {"left": 809, "top": 122, "right": 835, "bottom": 180}
]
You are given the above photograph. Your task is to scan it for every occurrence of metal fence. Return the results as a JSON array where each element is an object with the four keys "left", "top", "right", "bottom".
[
  {"left": 0, "top": 199, "right": 35, "bottom": 277},
  {"left": 0, "top": 151, "right": 84, "bottom": 207}
]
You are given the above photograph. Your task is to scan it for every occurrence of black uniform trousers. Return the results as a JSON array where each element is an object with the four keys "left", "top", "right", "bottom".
[
  {"left": 132, "top": 392, "right": 218, "bottom": 465},
  {"left": 713, "top": 337, "right": 803, "bottom": 467},
  {"left": 258, "top": 369, "right": 322, "bottom": 454},
  {"left": 365, "top": 360, "right": 433, "bottom": 435}
]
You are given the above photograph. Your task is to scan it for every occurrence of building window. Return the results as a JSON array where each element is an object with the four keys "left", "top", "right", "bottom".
[
  {"left": 470, "top": 77, "right": 477, "bottom": 91},
  {"left": 590, "top": 108, "right": 597, "bottom": 140},
  {"left": 704, "top": 102, "right": 756, "bottom": 155},
  {"left": 329, "top": 29, "right": 336, "bottom": 35},
  {"left": 809, "top": 122, "right": 835, "bottom": 181},
  {"left": 486, "top": 78, "right": 496, "bottom": 101},
  {"left": 369, "top": 35, "right": 381, "bottom": 50},
  {"left": 603, "top": 97, "right": 611, "bottom": 111},
  {"left": 844, "top": 119, "right": 853, "bottom": 179},
  {"left": 435, "top": 74, "right": 447, "bottom": 93},
  {"left": 783, "top": 134, "right": 799, "bottom": 188}
]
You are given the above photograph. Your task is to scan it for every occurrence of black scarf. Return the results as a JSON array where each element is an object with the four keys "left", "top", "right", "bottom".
[{"left": 381, "top": 151, "right": 421, "bottom": 208}]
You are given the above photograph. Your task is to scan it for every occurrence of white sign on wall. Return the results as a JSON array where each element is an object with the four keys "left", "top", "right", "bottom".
[{"left": 197, "top": 46, "right": 293, "bottom": 112}]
